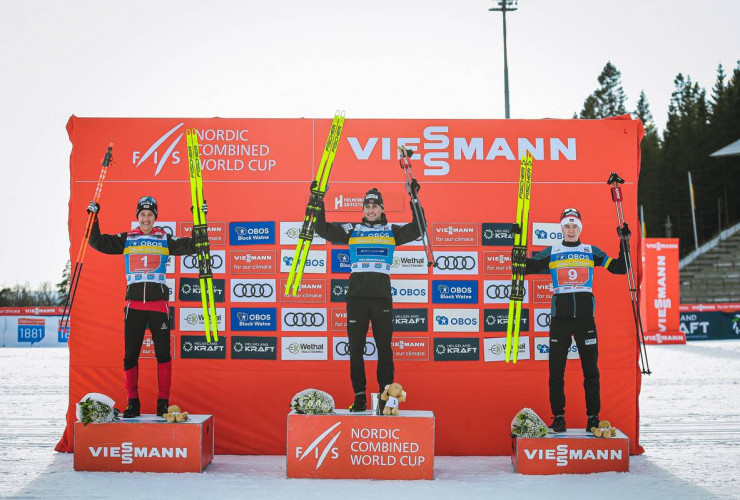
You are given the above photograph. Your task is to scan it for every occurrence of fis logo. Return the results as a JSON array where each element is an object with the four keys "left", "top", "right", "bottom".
[
  {"left": 293, "top": 422, "right": 341, "bottom": 469},
  {"left": 132, "top": 123, "right": 184, "bottom": 176}
]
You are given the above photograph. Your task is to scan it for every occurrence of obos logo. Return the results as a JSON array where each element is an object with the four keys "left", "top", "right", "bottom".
[
  {"left": 481, "top": 223, "right": 514, "bottom": 246},
  {"left": 282, "top": 336, "right": 328, "bottom": 360},
  {"left": 280, "top": 249, "right": 327, "bottom": 274},
  {"left": 532, "top": 223, "right": 563, "bottom": 246},
  {"left": 229, "top": 221, "right": 275, "bottom": 245},
  {"left": 432, "top": 280, "right": 478, "bottom": 304},
  {"left": 483, "top": 336, "right": 530, "bottom": 362},
  {"left": 180, "top": 250, "right": 225, "bottom": 275},
  {"left": 534, "top": 308, "right": 552, "bottom": 332},
  {"left": 330, "top": 279, "right": 350, "bottom": 303},
  {"left": 432, "top": 252, "right": 478, "bottom": 275},
  {"left": 231, "top": 336, "right": 278, "bottom": 360},
  {"left": 433, "top": 338, "right": 479, "bottom": 361},
  {"left": 484, "top": 309, "right": 529, "bottom": 332},
  {"left": 432, "top": 308, "right": 479, "bottom": 332},
  {"left": 534, "top": 336, "right": 579, "bottom": 360},
  {"left": 332, "top": 337, "right": 378, "bottom": 361},
  {"left": 281, "top": 308, "right": 327, "bottom": 332},
  {"left": 132, "top": 123, "right": 184, "bottom": 176},
  {"left": 179, "top": 308, "right": 226, "bottom": 331},
  {"left": 392, "top": 308, "right": 428, "bottom": 332},
  {"left": 331, "top": 249, "right": 352, "bottom": 273},
  {"left": 279, "top": 222, "right": 326, "bottom": 245},
  {"left": 231, "top": 308, "right": 277, "bottom": 331},
  {"left": 390, "top": 279, "right": 428, "bottom": 303},
  {"left": 391, "top": 250, "right": 429, "bottom": 275},
  {"left": 230, "top": 278, "right": 276, "bottom": 303},
  {"left": 180, "top": 335, "right": 227, "bottom": 359},
  {"left": 484, "top": 279, "right": 529, "bottom": 304},
  {"left": 179, "top": 277, "right": 225, "bottom": 302}
]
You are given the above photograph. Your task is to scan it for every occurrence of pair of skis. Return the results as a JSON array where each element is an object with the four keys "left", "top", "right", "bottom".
[
  {"left": 285, "top": 111, "right": 345, "bottom": 296},
  {"left": 186, "top": 129, "right": 219, "bottom": 343}
]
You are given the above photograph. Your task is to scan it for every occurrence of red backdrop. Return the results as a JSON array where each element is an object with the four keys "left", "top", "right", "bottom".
[{"left": 56, "top": 115, "right": 645, "bottom": 455}]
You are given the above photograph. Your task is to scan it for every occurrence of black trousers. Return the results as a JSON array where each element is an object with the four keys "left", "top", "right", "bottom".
[
  {"left": 123, "top": 307, "right": 171, "bottom": 371},
  {"left": 346, "top": 297, "right": 394, "bottom": 395},
  {"left": 548, "top": 316, "right": 600, "bottom": 417}
]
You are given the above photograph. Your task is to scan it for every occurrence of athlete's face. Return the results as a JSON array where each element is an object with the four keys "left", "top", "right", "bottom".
[
  {"left": 562, "top": 223, "right": 581, "bottom": 242},
  {"left": 363, "top": 202, "right": 383, "bottom": 222},
  {"left": 138, "top": 210, "right": 156, "bottom": 235}
]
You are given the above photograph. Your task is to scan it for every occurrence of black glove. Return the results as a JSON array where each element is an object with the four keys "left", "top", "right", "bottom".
[
  {"left": 86, "top": 201, "right": 100, "bottom": 214},
  {"left": 617, "top": 223, "right": 631, "bottom": 241},
  {"left": 202, "top": 201, "right": 208, "bottom": 215},
  {"left": 410, "top": 178, "right": 420, "bottom": 195}
]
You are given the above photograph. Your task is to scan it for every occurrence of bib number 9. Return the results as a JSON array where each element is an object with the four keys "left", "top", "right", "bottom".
[{"left": 557, "top": 267, "right": 589, "bottom": 286}]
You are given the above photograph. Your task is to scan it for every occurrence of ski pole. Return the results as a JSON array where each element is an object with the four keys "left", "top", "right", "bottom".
[
  {"left": 59, "top": 143, "right": 115, "bottom": 337},
  {"left": 607, "top": 172, "right": 651, "bottom": 375},
  {"left": 398, "top": 146, "right": 436, "bottom": 267}
]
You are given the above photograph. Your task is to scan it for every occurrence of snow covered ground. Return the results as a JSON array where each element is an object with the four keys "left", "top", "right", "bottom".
[{"left": 1, "top": 342, "right": 739, "bottom": 500}]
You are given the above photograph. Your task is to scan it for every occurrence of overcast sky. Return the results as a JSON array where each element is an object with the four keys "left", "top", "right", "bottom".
[{"left": 1, "top": 0, "right": 737, "bottom": 289}]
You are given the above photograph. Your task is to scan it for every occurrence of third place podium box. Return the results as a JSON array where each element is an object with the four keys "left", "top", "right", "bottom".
[{"left": 287, "top": 409, "right": 435, "bottom": 480}]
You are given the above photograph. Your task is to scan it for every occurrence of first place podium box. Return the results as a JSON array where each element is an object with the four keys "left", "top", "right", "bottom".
[
  {"left": 287, "top": 409, "right": 435, "bottom": 480},
  {"left": 512, "top": 429, "right": 629, "bottom": 475},
  {"left": 74, "top": 414, "right": 214, "bottom": 473}
]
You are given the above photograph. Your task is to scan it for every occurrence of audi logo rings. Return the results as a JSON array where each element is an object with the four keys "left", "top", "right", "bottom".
[
  {"left": 435, "top": 256, "right": 476, "bottom": 270},
  {"left": 233, "top": 283, "right": 274, "bottom": 298},
  {"left": 335, "top": 341, "right": 376, "bottom": 356},
  {"left": 486, "top": 284, "right": 527, "bottom": 300},
  {"left": 183, "top": 254, "right": 223, "bottom": 270},
  {"left": 284, "top": 312, "right": 325, "bottom": 327},
  {"left": 537, "top": 312, "right": 551, "bottom": 327}
]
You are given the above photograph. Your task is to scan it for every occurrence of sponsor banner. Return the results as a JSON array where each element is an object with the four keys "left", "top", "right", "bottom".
[
  {"left": 432, "top": 251, "right": 478, "bottom": 275},
  {"left": 17, "top": 318, "right": 46, "bottom": 345},
  {"left": 330, "top": 279, "right": 350, "bottom": 303},
  {"left": 533, "top": 336, "right": 579, "bottom": 360},
  {"left": 180, "top": 250, "right": 226, "bottom": 275},
  {"left": 331, "top": 308, "right": 349, "bottom": 332},
  {"left": 230, "top": 278, "right": 276, "bottom": 303},
  {"left": 281, "top": 336, "right": 328, "bottom": 360},
  {"left": 431, "top": 280, "right": 478, "bottom": 304},
  {"left": 390, "top": 250, "right": 429, "bottom": 275},
  {"left": 281, "top": 307, "right": 327, "bottom": 332},
  {"left": 178, "top": 278, "right": 226, "bottom": 302},
  {"left": 531, "top": 222, "right": 563, "bottom": 247},
  {"left": 332, "top": 249, "right": 352, "bottom": 274},
  {"left": 432, "top": 309, "right": 479, "bottom": 333},
  {"left": 279, "top": 221, "right": 326, "bottom": 246},
  {"left": 482, "top": 250, "right": 512, "bottom": 275},
  {"left": 140, "top": 331, "right": 176, "bottom": 360},
  {"left": 229, "top": 221, "right": 276, "bottom": 245},
  {"left": 679, "top": 302, "right": 740, "bottom": 313},
  {"left": 230, "top": 250, "right": 277, "bottom": 274},
  {"left": 483, "top": 308, "right": 529, "bottom": 332},
  {"left": 643, "top": 332, "right": 687, "bottom": 344},
  {"left": 484, "top": 279, "right": 530, "bottom": 304},
  {"left": 179, "top": 222, "right": 226, "bottom": 245},
  {"left": 481, "top": 223, "right": 513, "bottom": 246},
  {"left": 280, "top": 278, "right": 327, "bottom": 303},
  {"left": 327, "top": 192, "right": 403, "bottom": 213},
  {"left": 391, "top": 336, "right": 430, "bottom": 360},
  {"left": 231, "top": 336, "right": 278, "bottom": 360},
  {"left": 513, "top": 432, "right": 629, "bottom": 474},
  {"left": 180, "top": 335, "right": 227, "bottom": 359},
  {"left": 332, "top": 337, "right": 378, "bottom": 361},
  {"left": 166, "top": 278, "right": 175, "bottom": 302},
  {"left": 178, "top": 308, "right": 226, "bottom": 332},
  {"left": 483, "top": 336, "right": 530, "bottom": 361},
  {"left": 433, "top": 337, "right": 480, "bottom": 361},
  {"left": 531, "top": 280, "right": 553, "bottom": 304},
  {"left": 643, "top": 238, "right": 680, "bottom": 335},
  {"left": 0, "top": 307, "right": 65, "bottom": 316},
  {"left": 534, "top": 308, "right": 551, "bottom": 333},
  {"left": 280, "top": 249, "right": 327, "bottom": 274},
  {"left": 680, "top": 309, "right": 740, "bottom": 341},
  {"left": 390, "top": 279, "right": 429, "bottom": 304},
  {"left": 392, "top": 308, "right": 428, "bottom": 332},
  {"left": 431, "top": 223, "right": 478, "bottom": 246},
  {"left": 231, "top": 307, "right": 277, "bottom": 331}
]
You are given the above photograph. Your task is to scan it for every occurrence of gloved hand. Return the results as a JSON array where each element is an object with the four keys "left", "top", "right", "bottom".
[
  {"left": 311, "top": 180, "right": 328, "bottom": 193},
  {"left": 617, "top": 223, "right": 631, "bottom": 241},
  {"left": 410, "top": 178, "right": 420, "bottom": 195},
  {"left": 87, "top": 201, "right": 100, "bottom": 214},
  {"left": 202, "top": 201, "right": 208, "bottom": 215}
]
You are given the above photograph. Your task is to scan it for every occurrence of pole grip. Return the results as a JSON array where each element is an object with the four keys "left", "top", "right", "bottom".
[{"left": 611, "top": 186, "right": 623, "bottom": 202}]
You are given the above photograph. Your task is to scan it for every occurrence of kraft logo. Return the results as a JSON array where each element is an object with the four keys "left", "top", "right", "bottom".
[
  {"left": 523, "top": 444, "right": 623, "bottom": 467},
  {"left": 132, "top": 123, "right": 184, "bottom": 176},
  {"left": 89, "top": 442, "right": 188, "bottom": 465},
  {"left": 295, "top": 422, "right": 341, "bottom": 469}
]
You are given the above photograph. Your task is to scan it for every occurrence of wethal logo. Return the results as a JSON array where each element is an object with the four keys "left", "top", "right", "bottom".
[
  {"left": 280, "top": 221, "right": 326, "bottom": 246},
  {"left": 280, "top": 249, "right": 327, "bottom": 274},
  {"left": 433, "top": 337, "right": 479, "bottom": 361},
  {"left": 181, "top": 250, "right": 225, "bottom": 275},
  {"left": 132, "top": 123, "right": 184, "bottom": 176},
  {"left": 231, "top": 307, "right": 277, "bottom": 331},
  {"left": 294, "top": 422, "right": 341, "bottom": 469},
  {"left": 482, "top": 223, "right": 514, "bottom": 246},
  {"left": 179, "top": 277, "right": 225, "bottom": 302},
  {"left": 483, "top": 336, "right": 530, "bottom": 362},
  {"left": 484, "top": 279, "right": 529, "bottom": 304},
  {"left": 331, "top": 249, "right": 352, "bottom": 274},
  {"left": 432, "top": 280, "right": 478, "bottom": 304},
  {"left": 432, "top": 251, "right": 478, "bottom": 275},
  {"left": 391, "top": 337, "right": 430, "bottom": 360},
  {"left": 229, "top": 222, "right": 275, "bottom": 245},
  {"left": 391, "top": 250, "right": 429, "bottom": 275},
  {"left": 17, "top": 318, "right": 45, "bottom": 345},
  {"left": 532, "top": 223, "right": 563, "bottom": 247},
  {"left": 230, "top": 278, "right": 276, "bottom": 303},
  {"left": 432, "top": 308, "right": 479, "bottom": 332},
  {"left": 180, "top": 335, "right": 227, "bottom": 359},
  {"left": 431, "top": 223, "right": 478, "bottom": 246},
  {"left": 282, "top": 336, "right": 328, "bottom": 360},
  {"left": 390, "top": 279, "right": 428, "bottom": 304},
  {"left": 333, "top": 337, "right": 378, "bottom": 361},
  {"left": 533, "top": 336, "right": 579, "bottom": 360},
  {"left": 330, "top": 279, "right": 350, "bottom": 303},
  {"left": 231, "top": 336, "right": 277, "bottom": 360},
  {"left": 179, "top": 308, "right": 226, "bottom": 331},
  {"left": 392, "top": 308, "right": 428, "bottom": 332},
  {"left": 484, "top": 308, "right": 529, "bottom": 332},
  {"left": 281, "top": 308, "right": 327, "bottom": 332}
]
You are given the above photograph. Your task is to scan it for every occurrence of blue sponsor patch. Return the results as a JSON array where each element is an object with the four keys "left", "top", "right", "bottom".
[
  {"left": 18, "top": 324, "right": 45, "bottom": 344},
  {"left": 331, "top": 249, "right": 352, "bottom": 273},
  {"left": 229, "top": 222, "right": 275, "bottom": 245},
  {"left": 432, "top": 280, "right": 478, "bottom": 304},
  {"left": 58, "top": 325, "right": 69, "bottom": 343},
  {"left": 231, "top": 307, "right": 277, "bottom": 331}
]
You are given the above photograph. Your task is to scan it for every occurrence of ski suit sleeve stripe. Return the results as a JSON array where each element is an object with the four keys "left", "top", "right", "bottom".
[
  {"left": 88, "top": 219, "right": 126, "bottom": 254},
  {"left": 593, "top": 245, "right": 627, "bottom": 275},
  {"left": 314, "top": 205, "right": 352, "bottom": 244},
  {"left": 524, "top": 247, "right": 552, "bottom": 275},
  {"left": 167, "top": 235, "right": 197, "bottom": 256}
]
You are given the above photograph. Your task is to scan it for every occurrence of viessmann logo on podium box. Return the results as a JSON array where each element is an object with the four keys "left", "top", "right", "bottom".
[{"left": 513, "top": 432, "right": 629, "bottom": 475}]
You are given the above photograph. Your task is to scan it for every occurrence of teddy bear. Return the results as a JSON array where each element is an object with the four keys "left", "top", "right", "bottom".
[
  {"left": 380, "top": 382, "right": 407, "bottom": 415},
  {"left": 162, "top": 404, "right": 189, "bottom": 423},
  {"left": 591, "top": 420, "right": 617, "bottom": 438}
]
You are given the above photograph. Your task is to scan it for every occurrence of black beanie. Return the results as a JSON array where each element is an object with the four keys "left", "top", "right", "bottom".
[
  {"left": 136, "top": 196, "right": 158, "bottom": 219},
  {"left": 363, "top": 188, "right": 384, "bottom": 209}
]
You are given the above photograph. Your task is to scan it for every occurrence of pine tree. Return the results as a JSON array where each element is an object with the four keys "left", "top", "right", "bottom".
[
  {"left": 634, "top": 91, "right": 662, "bottom": 236},
  {"left": 55, "top": 260, "right": 71, "bottom": 306},
  {"left": 578, "top": 62, "right": 628, "bottom": 118}
]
